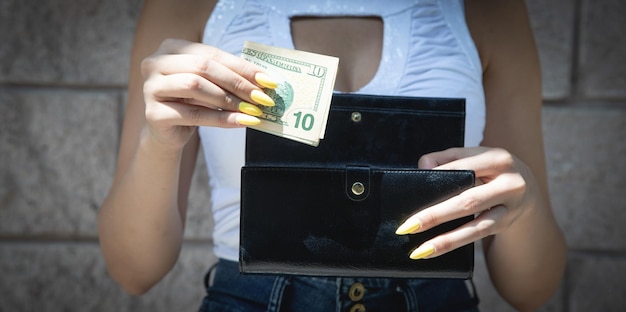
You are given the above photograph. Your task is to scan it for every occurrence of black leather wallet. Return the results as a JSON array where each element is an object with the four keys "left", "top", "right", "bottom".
[{"left": 240, "top": 94, "right": 475, "bottom": 279}]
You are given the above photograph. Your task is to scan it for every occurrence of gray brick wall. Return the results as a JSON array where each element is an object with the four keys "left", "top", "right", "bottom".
[{"left": 1, "top": 0, "right": 624, "bottom": 311}]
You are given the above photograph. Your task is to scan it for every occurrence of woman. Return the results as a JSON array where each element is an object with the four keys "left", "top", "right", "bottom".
[{"left": 98, "top": 0, "right": 567, "bottom": 311}]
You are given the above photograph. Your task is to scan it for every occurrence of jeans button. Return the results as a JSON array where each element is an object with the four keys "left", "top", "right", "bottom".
[
  {"left": 349, "top": 303, "right": 366, "bottom": 312},
  {"left": 348, "top": 282, "right": 365, "bottom": 301}
]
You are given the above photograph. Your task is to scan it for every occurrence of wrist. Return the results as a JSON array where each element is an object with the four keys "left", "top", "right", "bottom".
[{"left": 138, "top": 126, "right": 188, "bottom": 160}]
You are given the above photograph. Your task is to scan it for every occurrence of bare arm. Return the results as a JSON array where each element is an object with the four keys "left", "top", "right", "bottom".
[
  {"left": 468, "top": 1, "right": 567, "bottom": 309},
  {"left": 97, "top": 0, "right": 274, "bottom": 295},
  {"left": 397, "top": 0, "right": 566, "bottom": 310},
  {"left": 97, "top": 0, "right": 214, "bottom": 295}
]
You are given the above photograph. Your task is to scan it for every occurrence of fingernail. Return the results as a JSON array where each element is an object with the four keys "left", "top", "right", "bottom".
[
  {"left": 409, "top": 244, "right": 435, "bottom": 260},
  {"left": 250, "top": 89, "right": 275, "bottom": 107},
  {"left": 239, "top": 101, "right": 263, "bottom": 116},
  {"left": 395, "top": 217, "right": 421, "bottom": 235},
  {"left": 255, "top": 72, "right": 278, "bottom": 89},
  {"left": 235, "top": 114, "right": 261, "bottom": 126}
]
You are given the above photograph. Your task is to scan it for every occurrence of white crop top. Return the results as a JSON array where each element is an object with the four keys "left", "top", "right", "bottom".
[{"left": 199, "top": 0, "right": 485, "bottom": 261}]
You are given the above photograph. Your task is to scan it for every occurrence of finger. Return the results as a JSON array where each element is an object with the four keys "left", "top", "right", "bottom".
[
  {"left": 145, "top": 72, "right": 246, "bottom": 113},
  {"left": 146, "top": 100, "right": 260, "bottom": 128},
  {"left": 145, "top": 72, "right": 266, "bottom": 123},
  {"left": 395, "top": 173, "right": 522, "bottom": 234},
  {"left": 154, "top": 39, "right": 277, "bottom": 90},
  {"left": 418, "top": 147, "right": 473, "bottom": 169},
  {"left": 424, "top": 147, "right": 517, "bottom": 178},
  {"left": 142, "top": 54, "right": 274, "bottom": 107},
  {"left": 408, "top": 205, "right": 507, "bottom": 260}
]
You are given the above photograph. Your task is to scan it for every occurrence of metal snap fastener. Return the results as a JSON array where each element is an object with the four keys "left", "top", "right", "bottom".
[
  {"left": 349, "top": 303, "right": 366, "bottom": 312},
  {"left": 351, "top": 182, "right": 365, "bottom": 196},
  {"left": 351, "top": 112, "right": 362, "bottom": 123},
  {"left": 348, "top": 282, "right": 366, "bottom": 301}
]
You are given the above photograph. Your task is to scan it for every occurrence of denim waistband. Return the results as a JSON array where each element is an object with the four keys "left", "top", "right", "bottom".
[{"left": 202, "top": 259, "right": 479, "bottom": 312}]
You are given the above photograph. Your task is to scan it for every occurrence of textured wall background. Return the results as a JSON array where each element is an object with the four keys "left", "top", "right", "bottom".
[{"left": 1, "top": 0, "right": 624, "bottom": 311}]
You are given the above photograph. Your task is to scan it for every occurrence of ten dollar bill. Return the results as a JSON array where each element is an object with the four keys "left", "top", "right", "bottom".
[{"left": 241, "top": 41, "right": 339, "bottom": 146}]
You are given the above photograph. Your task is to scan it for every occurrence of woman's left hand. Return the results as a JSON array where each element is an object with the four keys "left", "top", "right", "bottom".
[{"left": 395, "top": 146, "right": 541, "bottom": 260}]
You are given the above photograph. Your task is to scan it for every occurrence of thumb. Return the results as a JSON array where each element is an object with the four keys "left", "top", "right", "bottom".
[{"left": 418, "top": 147, "right": 465, "bottom": 169}]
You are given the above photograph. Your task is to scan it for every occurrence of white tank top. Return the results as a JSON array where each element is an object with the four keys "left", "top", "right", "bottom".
[{"left": 199, "top": 0, "right": 485, "bottom": 261}]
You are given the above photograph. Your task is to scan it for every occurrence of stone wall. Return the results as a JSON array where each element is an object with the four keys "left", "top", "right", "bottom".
[{"left": 1, "top": 0, "right": 624, "bottom": 311}]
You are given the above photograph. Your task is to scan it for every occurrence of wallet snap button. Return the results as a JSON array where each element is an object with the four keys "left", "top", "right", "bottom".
[
  {"left": 349, "top": 303, "right": 366, "bottom": 312},
  {"left": 351, "top": 182, "right": 365, "bottom": 196},
  {"left": 348, "top": 282, "right": 366, "bottom": 301},
  {"left": 351, "top": 112, "right": 362, "bottom": 123}
]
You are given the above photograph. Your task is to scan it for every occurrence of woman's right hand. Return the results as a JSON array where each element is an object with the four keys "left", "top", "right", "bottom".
[{"left": 140, "top": 38, "right": 278, "bottom": 151}]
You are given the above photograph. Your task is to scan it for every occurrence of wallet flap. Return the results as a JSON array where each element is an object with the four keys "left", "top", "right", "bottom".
[{"left": 345, "top": 166, "right": 370, "bottom": 201}]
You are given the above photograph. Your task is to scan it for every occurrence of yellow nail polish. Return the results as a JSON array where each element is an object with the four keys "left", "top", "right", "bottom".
[
  {"left": 250, "top": 89, "right": 275, "bottom": 107},
  {"left": 239, "top": 102, "right": 263, "bottom": 117},
  {"left": 235, "top": 114, "right": 261, "bottom": 126},
  {"left": 395, "top": 217, "right": 421, "bottom": 235},
  {"left": 409, "top": 244, "right": 435, "bottom": 260},
  {"left": 255, "top": 72, "right": 279, "bottom": 89}
]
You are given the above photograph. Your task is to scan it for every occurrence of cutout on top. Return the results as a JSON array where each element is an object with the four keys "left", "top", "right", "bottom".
[{"left": 291, "top": 16, "right": 383, "bottom": 93}]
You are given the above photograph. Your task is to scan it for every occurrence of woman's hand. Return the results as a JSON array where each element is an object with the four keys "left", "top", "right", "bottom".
[
  {"left": 396, "top": 147, "right": 541, "bottom": 259},
  {"left": 140, "top": 38, "right": 278, "bottom": 151}
]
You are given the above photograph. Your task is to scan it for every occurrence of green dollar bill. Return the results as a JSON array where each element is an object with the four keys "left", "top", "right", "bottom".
[{"left": 241, "top": 41, "right": 338, "bottom": 147}]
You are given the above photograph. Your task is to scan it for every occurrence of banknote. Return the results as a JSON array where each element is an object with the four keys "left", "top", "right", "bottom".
[{"left": 241, "top": 41, "right": 339, "bottom": 146}]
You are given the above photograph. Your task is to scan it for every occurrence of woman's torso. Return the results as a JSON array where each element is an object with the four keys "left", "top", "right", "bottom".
[{"left": 198, "top": 0, "right": 485, "bottom": 261}]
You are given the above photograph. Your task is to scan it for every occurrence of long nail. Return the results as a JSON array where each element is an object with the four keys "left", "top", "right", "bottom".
[
  {"left": 255, "top": 72, "right": 278, "bottom": 89},
  {"left": 250, "top": 89, "right": 275, "bottom": 107},
  {"left": 409, "top": 244, "right": 435, "bottom": 260},
  {"left": 395, "top": 216, "right": 421, "bottom": 235},
  {"left": 235, "top": 114, "right": 261, "bottom": 126},
  {"left": 239, "top": 102, "right": 263, "bottom": 116}
]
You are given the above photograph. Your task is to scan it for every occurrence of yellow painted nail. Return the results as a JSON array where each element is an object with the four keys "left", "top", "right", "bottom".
[
  {"left": 395, "top": 217, "right": 421, "bottom": 235},
  {"left": 239, "top": 102, "right": 263, "bottom": 117},
  {"left": 235, "top": 114, "right": 261, "bottom": 126},
  {"left": 409, "top": 244, "right": 435, "bottom": 260},
  {"left": 250, "top": 89, "right": 275, "bottom": 107},
  {"left": 255, "top": 72, "right": 279, "bottom": 89}
]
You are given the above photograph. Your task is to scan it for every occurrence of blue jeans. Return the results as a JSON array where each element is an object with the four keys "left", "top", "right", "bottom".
[{"left": 199, "top": 260, "right": 479, "bottom": 312}]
